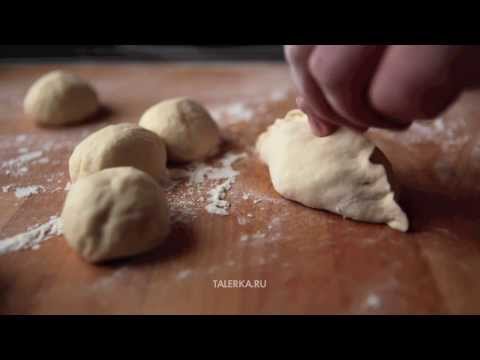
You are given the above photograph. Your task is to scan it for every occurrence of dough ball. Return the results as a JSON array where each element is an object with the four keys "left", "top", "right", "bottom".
[
  {"left": 256, "top": 110, "right": 409, "bottom": 232},
  {"left": 69, "top": 123, "right": 167, "bottom": 183},
  {"left": 24, "top": 70, "right": 99, "bottom": 126},
  {"left": 61, "top": 167, "right": 170, "bottom": 263},
  {"left": 139, "top": 97, "right": 221, "bottom": 163}
]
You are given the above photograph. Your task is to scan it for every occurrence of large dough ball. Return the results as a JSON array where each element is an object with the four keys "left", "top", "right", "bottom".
[
  {"left": 61, "top": 167, "right": 170, "bottom": 263},
  {"left": 24, "top": 70, "right": 99, "bottom": 126},
  {"left": 69, "top": 123, "right": 167, "bottom": 183},
  {"left": 139, "top": 97, "right": 221, "bottom": 163},
  {"left": 256, "top": 110, "right": 409, "bottom": 232}
]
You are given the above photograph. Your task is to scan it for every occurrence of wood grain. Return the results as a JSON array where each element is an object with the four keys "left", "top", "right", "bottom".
[{"left": 1, "top": 63, "right": 480, "bottom": 314}]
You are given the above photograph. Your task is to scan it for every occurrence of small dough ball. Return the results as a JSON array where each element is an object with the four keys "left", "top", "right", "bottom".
[
  {"left": 24, "top": 70, "right": 99, "bottom": 126},
  {"left": 69, "top": 123, "right": 167, "bottom": 183},
  {"left": 256, "top": 110, "right": 409, "bottom": 232},
  {"left": 61, "top": 167, "right": 170, "bottom": 263},
  {"left": 139, "top": 97, "right": 221, "bottom": 163}
]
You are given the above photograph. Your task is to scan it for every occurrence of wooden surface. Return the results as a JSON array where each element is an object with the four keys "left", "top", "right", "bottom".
[{"left": 1, "top": 63, "right": 480, "bottom": 314}]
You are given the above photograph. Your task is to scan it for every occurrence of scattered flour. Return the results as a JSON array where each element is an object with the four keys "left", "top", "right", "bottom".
[
  {"left": 91, "top": 268, "right": 129, "bottom": 291},
  {"left": 15, "top": 134, "right": 27, "bottom": 143},
  {"left": 2, "top": 184, "right": 13, "bottom": 193},
  {"left": 239, "top": 231, "right": 266, "bottom": 243},
  {"left": 205, "top": 179, "right": 232, "bottom": 216},
  {"left": 35, "top": 157, "right": 50, "bottom": 165},
  {"left": 174, "top": 152, "right": 246, "bottom": 216},
  {"left": 188, "top": 152, "right": 246, "bottom": 185},
  {"left": 211, "top": 102, "right": 254, "bottom": 123},
  {"left": 237, "top": 216, "right": 248, "bottom": 225},
  {"left": 1, "top": 150, "right": 43, "bottom": 176},
  {"left": 0, "top": 216, "right": 63, "bottom": 255},
  {"left": 270, "top": 89, "right": 289, "bottom": 102},
  {"left": 176, "top": 269, "right": 193, "bottom": 280},
  {"left": 365, "top": 293, "right": 382, "bottom": 309},
  {"left": 404, "top": 117, "right": 468, "bottom": 149},
  {"left": 14, "top": 185, "right": 45, "bottom": 198},
  {"left": 64, "top": 182, "right": 72, "bottom": 191}
]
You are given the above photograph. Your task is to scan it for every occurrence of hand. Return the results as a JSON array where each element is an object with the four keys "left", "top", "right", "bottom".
[{"left": 284, "top": 45, "right": 480, "bottom": 136}]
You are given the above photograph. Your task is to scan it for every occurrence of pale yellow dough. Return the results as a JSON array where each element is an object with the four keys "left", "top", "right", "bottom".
[
  {"left": 256, "top": 110, "right": 409, "bottom": 232},
  {"left": 61, "top": 167, "right": 170, "bottom": 263},
  {"left": 139, "top": 97, "right": 220, "bottom": 163},
  {"left": 69, "top": 123, "right": 167, "bottom": 184},
  {"left": 24, "top": 70, "right": 99, "bottom": 126}
]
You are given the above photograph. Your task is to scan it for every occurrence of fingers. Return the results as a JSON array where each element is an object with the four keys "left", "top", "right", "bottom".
[
  {"left": 308, "top": 45, "right": 409, "bottom": 130},
  {"left": 285, "top": 45, "right": 363, "bottom": 135},
  {"left": 370, "top": 45, "right": 468, "bottom": 121},
  {"left": 286, "top": 45, "right": 476, "bottom": 135},
  {"left": 296, "top": 96, "right": 339, "bottom": 136}
]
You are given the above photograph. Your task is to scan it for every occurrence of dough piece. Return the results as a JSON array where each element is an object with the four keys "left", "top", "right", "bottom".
[
  {"left": 256, "top": 110, "right": 409, "bottom": 232},
  {"left": 69, "top": 123, "right": 167, "bottom": 183},
  {"left": 61, "top": 167, "right": 170, "bottom": 263},
  {"left": 139, "top": 97, "right": 221, "bottom": 163},
  {"left": 24, "top": 70, "right": 99, "bottom": 126}
]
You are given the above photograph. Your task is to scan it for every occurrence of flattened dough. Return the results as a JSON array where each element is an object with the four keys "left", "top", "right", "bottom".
[{"left": 256, "top": 110, "right": 409, "bottom": 232}]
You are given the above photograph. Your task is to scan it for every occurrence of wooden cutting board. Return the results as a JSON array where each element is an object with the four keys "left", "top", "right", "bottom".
[{"left": 1, "top": 62, "right": 480, "bottom": 314}]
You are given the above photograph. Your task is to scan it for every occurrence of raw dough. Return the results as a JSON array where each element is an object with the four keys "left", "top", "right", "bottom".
[
  {"left": 256, "top": 110, "right": 409, "bottom": 232},
  {"left": 24, "top": 70, "right": 99, "bottom": 126},
  {"left": 61, "top": 167, "right": 170, "bottom": 263},
  {"left": 69, "top": 123, "right": 167, "bottom": 183},
  {"left": 139, "top": 97, "right": 221, "bottom": 163}
]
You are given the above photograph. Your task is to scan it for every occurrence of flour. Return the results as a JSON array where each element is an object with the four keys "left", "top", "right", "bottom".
[
  {"left": 175, "top": 152, "right": 246, "bottom": 216},
  {"left": 15, "top": 134, "right": 27, "bottom": 143},
  {"left": 36, "top": 157, "right": 50, "bottom": 164},
  {"left": 15, "top": 185, "right": 45, "bottom": 198},
  {"left": 365, "top": 293, "right": 382, "bottom": 309},
  {"left": 403, "top": 117, "right": 468, "bottom": 148},
  {"left": 270, "top": 89, "right": 289, "bottom": 102},
  {"left": 211, "top": 102, "right": 254, "bottom": 124},
  {"left": 205, "top": 179, "right": 235, "bottom": 216},
  {"left": 2, "top": 184, "right": 13, "bottom": 192},
  {"left": 237, "top": 216, "right": 248, "bottom": 225},
  {"left": 64, "top": 181, "right": 72, "bottom": 191},
  {"left": 203, "top": 153, "right": 246, "bottom": 215},
  {"left": 188, "top": 152, "right": 246, "bottom": 185},
  {"left": 1, "top": 150, "right": 43, "bottom": 176},
  {"left": 239, "top": 231, "right": 266, "bottom": 243},
  {"left": 166, "top": 152, "right": 247, "bottom": 223},
  {"left": 176, "top": 269, "right": 193, "bottom": 280},
  {"left": 0, "top": 216, "right": 63, "bottom": 255},
  {"left": 238, "top": 216, "right": 283, "bottom": 247}
]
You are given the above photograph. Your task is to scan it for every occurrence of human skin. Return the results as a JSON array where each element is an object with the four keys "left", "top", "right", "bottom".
[{"left": 284, "top": 45, "right": 480, "bottom": 136}]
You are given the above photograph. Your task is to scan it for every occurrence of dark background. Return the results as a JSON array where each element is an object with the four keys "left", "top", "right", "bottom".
[{"left": 0, "top": 45, "right": 285, "bottom": 62}]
